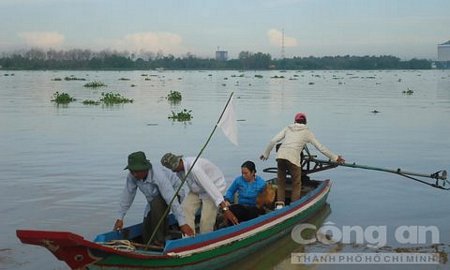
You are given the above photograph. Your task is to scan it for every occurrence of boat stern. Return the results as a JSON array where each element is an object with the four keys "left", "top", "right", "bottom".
[{"left": 16, "top": 230, "right": 101, "bottom": 269}]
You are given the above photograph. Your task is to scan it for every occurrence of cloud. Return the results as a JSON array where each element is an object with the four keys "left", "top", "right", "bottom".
[
  {"left": 18, "top": 32, "right": 65, "bottom": 48},
  {"left": 267, "top": 29, "right": 298, "bottom": 47},
  {"left": 111, "top": 32, "right": 184, "bottom": 54}
]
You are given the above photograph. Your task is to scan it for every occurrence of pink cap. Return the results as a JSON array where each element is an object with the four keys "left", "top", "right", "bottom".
[{"left": 294, "top": 112, "right": 306, "bottom": 122}]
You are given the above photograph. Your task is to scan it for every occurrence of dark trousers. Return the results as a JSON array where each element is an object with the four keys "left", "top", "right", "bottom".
[
  {"left": 142, "top": 194, "right": 168, "bottom": 244},
  {"left": 277, "top": 158, "right": 302, "bottom": 203},
  {"left": 229, "top": 204, "right": 261, "bottom": 223}
]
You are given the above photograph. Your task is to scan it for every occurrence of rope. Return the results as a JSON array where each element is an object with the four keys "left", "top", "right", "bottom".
[{"left": 100, "top": 240, "right": 136, "bottom": 251}]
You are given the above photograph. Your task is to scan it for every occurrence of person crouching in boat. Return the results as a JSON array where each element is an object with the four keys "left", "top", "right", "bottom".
[
  {"left": 113, "top": 151, "right": 195, "bottom": 247},
  {"left": 161, "top": 152, "right": 239, "bottom": 234},
  {"left": 224, "top": 161, "right": 267, "bottom": 224},
  {"left": 260, "top": 112, "right": 345, "bottom": 208}
]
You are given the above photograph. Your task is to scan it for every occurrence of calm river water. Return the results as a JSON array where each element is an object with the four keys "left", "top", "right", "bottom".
[{"left": 1, "top": 70, "right": 449, "bottom": 270}]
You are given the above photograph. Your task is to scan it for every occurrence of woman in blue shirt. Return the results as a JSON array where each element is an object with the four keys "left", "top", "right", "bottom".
[{"left": 224, "top": 161, "right": 267, "bottom": 223}]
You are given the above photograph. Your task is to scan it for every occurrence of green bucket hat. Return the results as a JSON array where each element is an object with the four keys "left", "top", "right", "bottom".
[
  {"left": 161, "top": 152, "right": 183, "bottom": 171},
  {"left": 124, "top": 151, "right": 152, "bottom": 171}
]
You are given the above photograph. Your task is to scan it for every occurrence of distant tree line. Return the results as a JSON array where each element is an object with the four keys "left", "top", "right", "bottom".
[{"left": 0, "top": 48, "right": 431, "bottom": 70}]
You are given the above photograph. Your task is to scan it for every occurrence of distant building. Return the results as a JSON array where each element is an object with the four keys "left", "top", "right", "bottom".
[
  {"left": 438, "top": 40, "right": 450, "bottom": 61},
  {"left": 215, "top": 50, "right": 228, "bottom": 61},
  {"left": 437, "top": 40, "right": 450, "bottom": 68}
]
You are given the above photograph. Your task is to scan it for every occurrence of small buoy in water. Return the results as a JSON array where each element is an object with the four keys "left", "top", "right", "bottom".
[{"left": 371, "top": 110, "right": 380, "bottom": 114}]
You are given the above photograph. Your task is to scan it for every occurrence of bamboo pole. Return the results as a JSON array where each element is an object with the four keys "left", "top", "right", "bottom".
[{"left": 145, "top": 92, "right": 235, "bottom": 249}]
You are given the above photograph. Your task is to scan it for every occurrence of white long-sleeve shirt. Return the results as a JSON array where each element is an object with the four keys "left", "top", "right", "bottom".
[
  {"left": 262, "top": 123, "right": 339, "bottom": 167},
  {"left": 177, "top": 157, "right": 227, "bottom": 207},
  {"left": 117, "top": 164, "right": 188, "bottom": 225}
]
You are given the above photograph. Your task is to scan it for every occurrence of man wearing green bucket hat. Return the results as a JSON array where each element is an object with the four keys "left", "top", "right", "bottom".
[{"left": 114, "top": 151, "right": 194, "bottom": 246}]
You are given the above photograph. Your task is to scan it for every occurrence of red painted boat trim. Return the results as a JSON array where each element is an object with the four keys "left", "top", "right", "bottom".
[{"left": 16, "top": 230, "right": 172, "bottom": 262}]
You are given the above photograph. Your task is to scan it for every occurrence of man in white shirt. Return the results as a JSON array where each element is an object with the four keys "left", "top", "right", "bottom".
[{"left": 161, "top": 153, "right": 238, "bottom": 234}]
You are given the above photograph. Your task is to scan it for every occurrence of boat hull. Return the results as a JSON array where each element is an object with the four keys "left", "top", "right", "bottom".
[{"left": 17, "top": 180, "right": 331, "bottom": 269}]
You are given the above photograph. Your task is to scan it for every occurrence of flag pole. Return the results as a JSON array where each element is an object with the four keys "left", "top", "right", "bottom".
[{"left": 145, "top": 92, "right": 235, "bottom": 249}]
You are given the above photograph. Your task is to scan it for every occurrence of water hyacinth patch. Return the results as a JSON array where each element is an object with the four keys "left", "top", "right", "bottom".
[
  {"left": 167, "top": 90, "right": 182, "bottom": 103},
  {"left": 82, "top": 100, "right": 101, "bottom": 105},
  {"left": 402, "top": 88, "right": 414, "bottom": 95},
  {"left": 64, "top": 76, "right": 86, "bottom": 81},
  {"left": 51, "top": 92, "right": 76, "bottom": 104},
  {"left": 100, "top": 92, "right": 133, "bottom": 105},
  {"left": 84, "top": 81, "right": 107, "bottom": 88},
  {"left": 168, "top": 109, "right": 193, "bottom": 122}
]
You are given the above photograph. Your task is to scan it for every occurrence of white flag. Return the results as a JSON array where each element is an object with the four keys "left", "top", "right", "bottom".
[{"left": 217, "top": 96, "right": 238, "bottom": 145}]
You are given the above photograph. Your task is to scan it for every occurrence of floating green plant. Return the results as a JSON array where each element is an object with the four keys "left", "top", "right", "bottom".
[
  {"left": 119, "top": 78, "right": 130, "bottom": 81},
  {"left": 64, "top": 76, "right": 86, "bottom": 81},
  {"left": 254, "top": 75, "right": 263, "bottom": 78},
  {"left": 52, "top": 78, "right": 62, "bottom": 81},
  {"left": 402, "top": 88, "right": 414, "bottom": 95},
  {"left": 51, "top": 92, "right": 76, "bottom": 104},
  {"left": 84, "top": 81, "right": 107, "bottom": 88},
  {"left": 167, "top": 90, "right": 182, "bottom": 103},
  {"left": 168, "top": 109, "right": 193, "bottom": 122},
  {"left": 82, "top": 99, "right": 101, "bottom": 105},
  {"left": 100, "top": 92, "right": 133, "bottom": 105}
]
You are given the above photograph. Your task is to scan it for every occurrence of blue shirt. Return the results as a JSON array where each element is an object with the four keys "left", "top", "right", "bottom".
[{"left": 224, "top": 175, "right": 266, "bottom": 207}]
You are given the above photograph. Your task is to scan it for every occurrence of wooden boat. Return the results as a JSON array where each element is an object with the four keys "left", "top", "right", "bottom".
[{"left": 17, "top": 160, "right": 334, "bottom": 270}]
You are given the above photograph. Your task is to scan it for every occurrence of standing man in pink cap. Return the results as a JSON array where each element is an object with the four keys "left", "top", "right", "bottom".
[{"left": 260, "top": 112, "right": 345, "bottom": 208}]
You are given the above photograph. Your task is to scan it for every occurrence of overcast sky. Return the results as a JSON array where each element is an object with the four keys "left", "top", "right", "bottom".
[{"left": 1, "top": 0, "right": 449, "bottom": 59}]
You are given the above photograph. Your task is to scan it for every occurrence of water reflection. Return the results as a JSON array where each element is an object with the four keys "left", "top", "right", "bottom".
[
  {"left": 1, "top": 70, "right": 449, "bottom": 269},
  {"left": 224, "top": 204, "right": 332, "bottom": 270}
]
